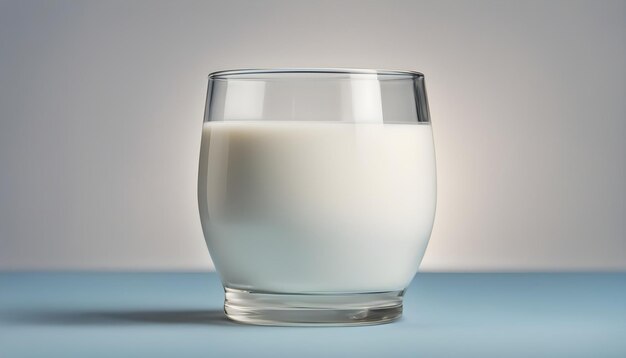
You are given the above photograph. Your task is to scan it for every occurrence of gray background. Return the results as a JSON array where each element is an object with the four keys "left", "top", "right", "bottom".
[{"left": 1, "top": 0, "right": 624, "bottom": 271}]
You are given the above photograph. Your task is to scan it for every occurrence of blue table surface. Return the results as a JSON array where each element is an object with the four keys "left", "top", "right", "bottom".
[{"left": 1, "top": 272, "right": 625, "bottom": 358}]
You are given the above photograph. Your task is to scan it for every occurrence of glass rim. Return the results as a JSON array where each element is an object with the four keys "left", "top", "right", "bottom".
[{"left": 208, "top": 68, "right": 424, "bottom": 80}]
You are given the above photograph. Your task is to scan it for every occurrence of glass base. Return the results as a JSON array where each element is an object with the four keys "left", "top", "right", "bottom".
[{"left": 224, "top": 287, "right": 404, "bottom": 326}]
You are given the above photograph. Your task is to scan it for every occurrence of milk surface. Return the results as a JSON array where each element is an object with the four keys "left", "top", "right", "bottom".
[{"left": 198, "top": 121, "right": 436, "bottom": 293}]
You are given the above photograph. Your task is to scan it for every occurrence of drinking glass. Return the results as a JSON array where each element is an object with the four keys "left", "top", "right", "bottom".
[{"left": 198, "top": 69, "right": 436, "bottom": 326}]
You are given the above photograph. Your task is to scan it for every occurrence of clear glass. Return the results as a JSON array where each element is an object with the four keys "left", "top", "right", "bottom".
[{"left": 198, "top": 68, "right": 436, "bottom": 326}]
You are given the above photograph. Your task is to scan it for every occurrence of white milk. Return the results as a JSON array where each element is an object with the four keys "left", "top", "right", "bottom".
[{"left": 198, "top": 121, "right": 436, "bottom": 293}]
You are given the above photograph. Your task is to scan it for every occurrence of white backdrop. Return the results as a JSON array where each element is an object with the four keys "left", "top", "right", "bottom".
[{"left": 1, "top": 0, "right": 625, "bottom": 271}]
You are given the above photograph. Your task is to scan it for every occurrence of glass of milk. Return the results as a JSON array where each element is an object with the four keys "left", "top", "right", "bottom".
[{"left": 198, "top": 69, "right": 436, "bottom": 326}]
